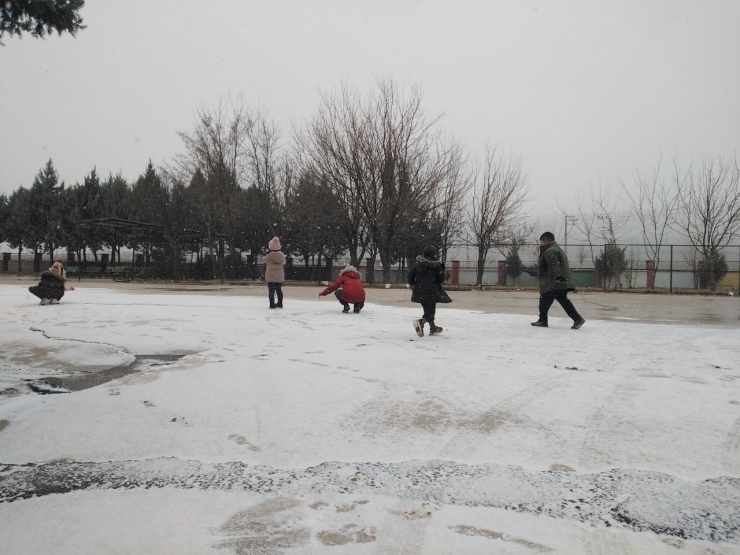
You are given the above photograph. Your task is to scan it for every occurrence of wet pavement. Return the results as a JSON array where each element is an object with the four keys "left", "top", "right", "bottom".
[{"left": 15, "top": 278, "right": 733, "bottom": 329}]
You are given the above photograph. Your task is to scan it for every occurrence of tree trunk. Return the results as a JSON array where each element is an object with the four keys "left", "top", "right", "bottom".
[
  {"left": 17, "top": 246, "right": 22, "bottom": 275},
  {"left": 476, "top": 245, "right": 488, "bottom": 286}
]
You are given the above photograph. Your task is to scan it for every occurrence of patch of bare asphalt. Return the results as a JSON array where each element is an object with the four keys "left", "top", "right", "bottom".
[
  {"left": 0, "top": 458, "right": 737, "bottom": 544},
  {"left": 26, "top": 355, "right": 185, "bottom": 394}
]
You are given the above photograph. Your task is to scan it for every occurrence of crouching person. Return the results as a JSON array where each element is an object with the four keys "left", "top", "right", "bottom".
[
  {"left": 319, "top": 265, "right": 366, "bottom": 313},
  {"left": 29, "top": 262, "right": 66, "bottom": 305}
]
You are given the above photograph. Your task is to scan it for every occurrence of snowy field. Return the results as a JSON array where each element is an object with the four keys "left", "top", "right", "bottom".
[{"left": 0, "top": 283, "right": 739, "bottom": 554}]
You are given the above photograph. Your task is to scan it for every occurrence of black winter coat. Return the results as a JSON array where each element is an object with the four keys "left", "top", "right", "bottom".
[
  {"left": 538, "top": 241, "right": 575, "bottom": 294},
  {"left": 29, "top": 271, "right": 66, "bottom": 300},
  {"left": 408, "top": 256, "right": 447, "bottom": 304}
]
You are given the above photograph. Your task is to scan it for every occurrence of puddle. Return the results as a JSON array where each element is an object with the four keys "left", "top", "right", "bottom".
[{"left": 27, "top": 355, "right": 185, "bottom": 394}]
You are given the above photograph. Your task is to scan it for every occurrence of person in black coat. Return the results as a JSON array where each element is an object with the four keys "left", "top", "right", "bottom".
[
  {"left": 29, "top": 262, "right": 66, "bottom": 305},
  {"left": 408, "top": 245, "right": 450, "bottom": 337},
  {"left": 532, "top": 231, "right": 585, "bottom": 329}
]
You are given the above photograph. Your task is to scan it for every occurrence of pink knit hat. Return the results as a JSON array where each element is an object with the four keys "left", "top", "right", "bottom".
[{"left": 268, "top": 236, "right": 281, "bottom": 251}]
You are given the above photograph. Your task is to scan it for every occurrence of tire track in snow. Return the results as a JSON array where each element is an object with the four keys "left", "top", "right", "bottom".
[{"left": 438, "top": 372, "right": 576, "bottom": 460}]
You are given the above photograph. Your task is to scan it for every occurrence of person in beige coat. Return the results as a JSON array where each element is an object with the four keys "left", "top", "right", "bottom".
[{"left": 264, "top": 236, "right": 285, "bottom": 309}]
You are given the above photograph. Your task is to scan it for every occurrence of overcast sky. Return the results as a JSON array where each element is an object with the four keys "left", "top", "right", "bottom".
[{"left": 2, "top": 0, "right": 739, "bottom": 227}]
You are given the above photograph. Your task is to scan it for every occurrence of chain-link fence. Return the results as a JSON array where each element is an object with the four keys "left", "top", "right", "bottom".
[{"left": 2, "top": 243, "right": 740, "bottom": 292}]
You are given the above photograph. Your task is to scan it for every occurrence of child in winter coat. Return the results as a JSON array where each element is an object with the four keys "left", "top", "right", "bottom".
[
  {"left": 29, "top": 262, "right": 67, "bottom": 305},
  {"left": 319, "top": 265, "right": 366, "bottom": 313},
  {"left": 264, "top": 237, "right": 285, "bottom": 309},
  {"left": 408, "top": 245, "right": 450, "bottom": 337}
]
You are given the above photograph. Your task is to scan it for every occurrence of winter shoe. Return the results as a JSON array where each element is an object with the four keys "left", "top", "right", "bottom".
[
  {"left": 50, "top": 299, "right": 60, "bottom": 305},
  {"left": 571, "top": 318, "right": 585, "bottom": 330},
  {"left": 277, "top": 303, "right": 283, "bottom": 309},
  {"left": 353, "top": 306, "right": 361, "bottom": 314},
  {"left": 429, "top": 325, "right": 443, "bottom": 336},
  {"left": 39, "top": 298, "right": 49, "bottom": 306},
  {"left": 413, "top": 319, "right": 424, "bottom": 337},
  {"left": 342, "top": 305, "right": 350, "bottom": 313},
  {"left": 531, "top": 320, "right": 548, "bottom": 327},
  {"left": 269, "top": 304, "right": 277, "bottom": 309}
]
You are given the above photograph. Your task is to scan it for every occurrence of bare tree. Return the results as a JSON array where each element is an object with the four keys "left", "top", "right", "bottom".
[
  {"left": 172, "top": 98, "right": 253, "bottom": 279},
  {"left": 243, "top": 108, "right": 293, "bottom": 260},
  {"left": 360, "top": 77, "right": 457, "bottom": 283},
  {"left": 674, "top": 155, "right": 740, "bottom": 289},
  {"left": 296, "top": 83, "right": 370, "bottom": 267},
  {"left": 619, "top": 155, "right": 683, "bottom": 271},
  {"left": 435, "top": 143, "right": 470, "bottom": 263},
  {"left": 466, "top": 148, "right": 529, "bottom": 286}
]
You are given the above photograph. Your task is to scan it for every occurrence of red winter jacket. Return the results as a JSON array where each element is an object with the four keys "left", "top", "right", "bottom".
[{"left": 321, "top": 269, "right": 366, "bottom": 303}]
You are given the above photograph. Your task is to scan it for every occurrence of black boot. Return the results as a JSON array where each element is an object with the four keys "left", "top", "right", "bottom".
[
  {"left": 353, "top": 305, "right": 361, "bottom": 313},
  {"left": 531, "top": 320, "right": 548, "bottom": 327},
  {"left": 342, "top": 304, "right": 350, "bottom": 313},
  {"left": 571, "top": 318, "right": 585, "bottom": 330}
]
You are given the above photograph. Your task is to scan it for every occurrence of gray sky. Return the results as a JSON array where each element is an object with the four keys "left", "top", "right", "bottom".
[{"left": 2, "top": 0, "right": 739, "bottom": 221}]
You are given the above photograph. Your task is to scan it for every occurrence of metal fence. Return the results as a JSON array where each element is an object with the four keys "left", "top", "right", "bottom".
[{"left": 2, "top": 243, "right": 739, "bottom": 292}]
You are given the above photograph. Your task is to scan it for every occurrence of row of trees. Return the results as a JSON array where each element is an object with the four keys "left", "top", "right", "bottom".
[
  {"left": 2, "top": 79, "right": 739, "bottom": 288},
  {"left": 556, "top": 154, "right": 740, "bottom": 290},
  {"left": 1, "top": 79, "right": 532, "bottom": 284}
]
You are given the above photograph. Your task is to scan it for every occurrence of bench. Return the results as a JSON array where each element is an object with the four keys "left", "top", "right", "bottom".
[{"left": 111, "top": 267, "right": 134, "bottom": 283}]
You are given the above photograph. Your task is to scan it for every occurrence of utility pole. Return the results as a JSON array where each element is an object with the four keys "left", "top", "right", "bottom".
[{"left": 564, "top": 215, "right": 578, "bottom": 258}]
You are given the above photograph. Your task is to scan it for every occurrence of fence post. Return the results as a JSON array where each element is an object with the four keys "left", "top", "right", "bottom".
[
  {"left": 646, "top": 260, "right": 656, "bottom": 289},
  {"left": 603, "top": 244, "right": 607, "bottom": 293},
  {"left": 669, "top": 245, "right": 673, "bottom": 294},
  {"left": 452, "top": 260, "right": 460, "bottom": 285},
  {"left": 497, "top": 261, "right": 507, "bottom": 286}
]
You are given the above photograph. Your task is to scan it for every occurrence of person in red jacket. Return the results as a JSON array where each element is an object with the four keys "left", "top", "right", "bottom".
[{"left": 319, "top": 265, "right": 366, "bottom": 313}]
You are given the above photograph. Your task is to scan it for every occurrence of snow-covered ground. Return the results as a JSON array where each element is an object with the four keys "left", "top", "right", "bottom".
[{"left": 0, "top": 283, "right": 738, "bottom": 554}]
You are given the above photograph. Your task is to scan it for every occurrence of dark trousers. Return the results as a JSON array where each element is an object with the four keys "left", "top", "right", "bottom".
[
  {"left": 268, "top": 283, "right": 283, "bottom": 306},
  {"left": 334, "top": 289, "right": 363, "bottom": 310},
  {"left": 421, "top": 302, "right": 437, "bottom": 326},
  {"left": 539, "top": 290, "right": 581, "bottom": 322}
]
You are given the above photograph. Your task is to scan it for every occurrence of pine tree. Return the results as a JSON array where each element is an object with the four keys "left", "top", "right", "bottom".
[{"left": 1, "top": 0, "right": 85, "bottom": 44}]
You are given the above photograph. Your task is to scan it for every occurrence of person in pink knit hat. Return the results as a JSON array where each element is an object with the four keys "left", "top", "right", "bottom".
[
  {"left": 264, "top": 236, "right": 285, "bottom": 309},
  {"left": 29, "top": 262, "right": 67, "bottom": 305}
]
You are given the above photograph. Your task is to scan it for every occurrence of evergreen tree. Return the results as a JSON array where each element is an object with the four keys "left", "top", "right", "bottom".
[
  {"left": 595, "top": 242, "right": 627, "bottom": 290},
  {"left": 505, "top": 244, "right": 523, "bottom": 284},
  {"left": 100, "top": 173, "right": 131, "bottom": 264},
  {"left": 1, "top": 0, "right": 85, "bottom": 44},
  {"left": 698, "top": 250, "right": 729, "bottom": 290},
  {"left": 5, "top": 187, "right": 32, "bottom": 273},
  {"left": 0, "top": 193, "right": 8, "bottom": 245},
  {"left": 69, "top": 168, "right": 104, "bottom": 263},
  {"left": 28, "top": 159, "right": 65, "bottom": 264}
]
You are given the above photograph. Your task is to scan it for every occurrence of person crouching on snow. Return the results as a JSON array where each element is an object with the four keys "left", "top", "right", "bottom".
[
  {"left": 29, "top": 261, "right": 67, "bottom": 305},
  {"left": 318, "top": 265, "right": 366, "bottom": 313},
  {"left": 264, "top": 236, "right": 285, "bottom": 309}
]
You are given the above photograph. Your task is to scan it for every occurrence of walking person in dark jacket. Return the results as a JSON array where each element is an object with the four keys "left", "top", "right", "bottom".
[
  {"left": 408, "top": 245, "right": 450, "bottom": 337},
  {"left": 532, "top": 232, "right": 585, "bottom": 329},
  {"left": 318, "top": 265, "right": 366, "bottom": 313}
]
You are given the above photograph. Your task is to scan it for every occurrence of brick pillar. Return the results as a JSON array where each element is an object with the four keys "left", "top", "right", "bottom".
[
  {"left": 646, "top": 260, "right": 656, "bottom": 289},
  {"left": 497, "top": 260, "right": 507, "bottom": 286},
  {"left": 452, "top": 260, "right": 460, "bottom": 285}
]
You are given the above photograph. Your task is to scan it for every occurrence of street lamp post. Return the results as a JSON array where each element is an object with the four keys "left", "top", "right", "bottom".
[{"left": 564, "top": 215, "right": 578, "bottom": 259}]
